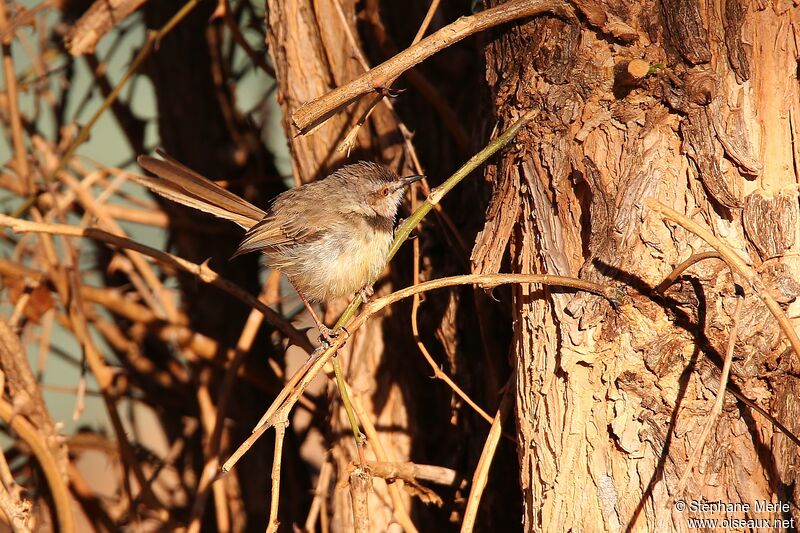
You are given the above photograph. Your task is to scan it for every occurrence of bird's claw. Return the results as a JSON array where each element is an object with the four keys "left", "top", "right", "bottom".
[
  {"left": 318, "top": 325, "right": 350, "bottom": 346},
  {"left": 358, "top": 286, "right": 374, "bottom": 302}
]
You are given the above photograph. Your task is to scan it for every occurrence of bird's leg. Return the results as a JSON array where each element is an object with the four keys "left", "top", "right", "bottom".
[
  {"left": 357, "top": 285, "right": 374, "bottom": 302},
  {"left": 291, "top": 283, "right": 338, "bottom": 345}
]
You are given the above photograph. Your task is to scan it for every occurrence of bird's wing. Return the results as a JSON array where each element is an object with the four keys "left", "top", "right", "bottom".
[
  {"left": 135, "top": 154, "right": 266, "bottom": 230},
  {"left": 232, "top": 209, "right": 322, "bottom": 258}
]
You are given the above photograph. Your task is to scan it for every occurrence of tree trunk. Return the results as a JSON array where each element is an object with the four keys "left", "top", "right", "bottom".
[{"left": 480, "top": 1, "right": 800, "bottom": 531}]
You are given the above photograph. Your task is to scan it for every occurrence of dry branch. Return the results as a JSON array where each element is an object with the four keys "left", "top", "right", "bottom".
[
  {"left": 0, "top": 214, "right": 314, "bottom": 352},
  {"left": 0, "top": 1, "right": 31, "bottom": 192},
  {"left": 348, "top": 467, "right": 372, "bottom": 533},
  {"left": 64, "top": 0, "right": 149, "bottom": 56},
  {"left": 459, "top": 380, "right": 514, "bottom": 533},
  {"left": 365, "top": 461, "right": 460, "bottom": 487},
  {"left": 291, "top": 0, "right": 573, "bottom": 133},
  {"left": 0, "top": 399, "right": 73, "bottom": 533}
]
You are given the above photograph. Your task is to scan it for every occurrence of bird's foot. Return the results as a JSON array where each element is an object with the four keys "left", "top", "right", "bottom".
[
  {"left": 357, "top": 285, "right": 374, "bottom": 302},
  {"left": 318, "top": 324, "right": 349, "bottom": 346}
]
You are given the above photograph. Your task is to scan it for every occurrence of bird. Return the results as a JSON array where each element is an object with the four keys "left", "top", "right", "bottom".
[{"left": 135, "top": 152, "right": 422, "bottom": 342}]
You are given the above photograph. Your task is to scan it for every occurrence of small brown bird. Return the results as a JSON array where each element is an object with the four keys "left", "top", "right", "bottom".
[{"left": 135, "top": 152, "right": 422, "bottom": 341}]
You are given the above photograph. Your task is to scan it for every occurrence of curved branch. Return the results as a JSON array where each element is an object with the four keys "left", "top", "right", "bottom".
[
  {"left": 222, "top": 272, "right": 613, "bottom": 473},
  {"left": 364, "top": 273, "right": 614, "bottom": 316},
  {"left": 0, "top": 400, "right": 74, "bottom": 533}
]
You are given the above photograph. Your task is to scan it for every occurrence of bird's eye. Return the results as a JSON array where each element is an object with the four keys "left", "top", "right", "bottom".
[{"left": 381, "top": 187, "right": 390, "bottom": 197}]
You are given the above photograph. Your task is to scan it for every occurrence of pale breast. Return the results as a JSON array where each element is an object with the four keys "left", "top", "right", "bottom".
[{"left": 270, "top": 216, "right": 394, "bottom": 302}]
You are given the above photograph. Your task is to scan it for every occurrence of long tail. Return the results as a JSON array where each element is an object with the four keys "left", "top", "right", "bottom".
[{"left": 135, "top": 152, "right": 266, "bottom": 230}]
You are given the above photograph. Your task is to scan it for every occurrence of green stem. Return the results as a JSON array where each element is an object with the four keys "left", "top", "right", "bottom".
[{"left": 332, "top": 357, "right": 366, "bottom": 461}]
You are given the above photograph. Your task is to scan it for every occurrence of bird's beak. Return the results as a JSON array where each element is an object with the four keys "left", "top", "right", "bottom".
[{"left": 393, "top": 174, "right": 424, "bottom": 190}]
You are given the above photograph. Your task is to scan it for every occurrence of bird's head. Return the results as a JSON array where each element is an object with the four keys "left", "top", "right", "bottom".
[{"left": 335, "top": 162, "right": 423, "bottom": 220}]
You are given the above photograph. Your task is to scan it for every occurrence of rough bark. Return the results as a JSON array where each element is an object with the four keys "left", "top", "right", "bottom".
[{"left": 480, "top": 0, "right": 800, "bottom": 531}]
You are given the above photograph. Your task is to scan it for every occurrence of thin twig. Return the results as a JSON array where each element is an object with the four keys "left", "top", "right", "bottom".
[
  {"left": 266, "top": 413, "right": 288, "bottom": 533},
  {"left": 304, "top": 459, "right": 333, "bottom": 532},
  {"left": 0, "top": 214, "right": 314, "bottom": 352},
  {"left": 460, "top": 378, "right": 515, "bottom": 533},
  {"left": 0, "top": 1, "right": 32, "bottom": 192},
  {"left": 412, "top": 0, "right": 442, "bottom": 43},
  {"left": 195, "top": 369, "right": 230, "bottom": 533},
  {"left": 411, "top": 265, "right": 498, "bottom": 427},
  {"left": 654, "top": 251, "right": 723, "bottom": 293},
  {"left": 220, "top": 0, "right": 274, "bottom": 77},
  {"left": 366, "top": 274, "right": 613, "bottom": 314},
  {"left": 332, "top": 359, "right": 367, "bottom": 466}
]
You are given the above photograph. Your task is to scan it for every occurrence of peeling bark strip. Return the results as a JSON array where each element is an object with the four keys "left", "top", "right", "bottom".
[
  {"left": 681, "top": 110, "right": 742, "bottom": 209},
  {"left": 660, "top": 0, "right": 711, "bottom": 65},
  {"left": 570, "top": 0, "right": 638, "bottom": 42},
  {"left": 723, "top": 0, "right": 751, "bottom": 82},
  {"left": 471, "top": 162, "right": 522, "bottom": 274},
  {"left": 743, "top": 190, "right": 799, "bottom": 260},
  {"left": 710, "top": 105, "right": 762, "bottom": 177}
]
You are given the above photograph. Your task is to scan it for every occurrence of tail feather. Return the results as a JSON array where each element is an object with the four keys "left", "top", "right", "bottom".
[{"left": 135, "top": 155, "right": 266, "bottom": 230}]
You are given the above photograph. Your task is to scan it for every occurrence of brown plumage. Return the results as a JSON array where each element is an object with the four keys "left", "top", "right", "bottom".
[{"left": 135, "top": 153, "right": 422, "bottom": 340}]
